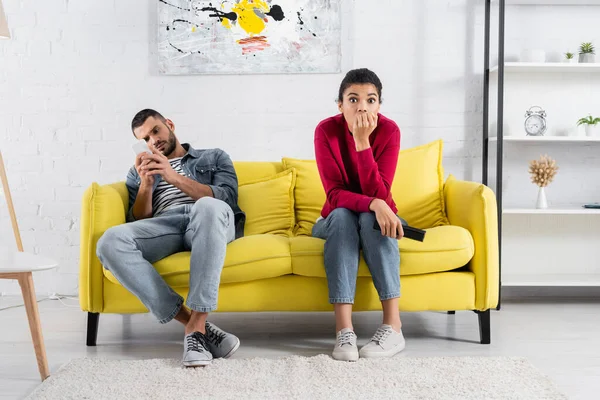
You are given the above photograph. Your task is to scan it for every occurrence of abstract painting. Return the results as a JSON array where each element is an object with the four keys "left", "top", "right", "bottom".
[{"left": 158, "top": 0, "right": 341, "bottom": 74}]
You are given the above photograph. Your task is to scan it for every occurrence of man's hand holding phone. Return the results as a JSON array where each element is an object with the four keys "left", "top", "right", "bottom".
[
  {"left": 135, "top": 152, "right": 155, "bottom": 188},
  {"left": 137, "top": 146, "right": 178, "bottom": 185},
  {"left": 133, "top": 140, "right": 155, "bottom": 188}
]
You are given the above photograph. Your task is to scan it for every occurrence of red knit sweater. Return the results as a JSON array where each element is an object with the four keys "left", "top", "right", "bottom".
[{"left": 314, "top": 113, "right": 401, "bottom": 219}]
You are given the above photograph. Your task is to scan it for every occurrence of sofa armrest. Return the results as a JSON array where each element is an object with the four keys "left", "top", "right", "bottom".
[
  {"left": 444, "top": 175, "right": 499, "bottom": 310},
  {"left": 79, "top": 182, "right": 128, "bottom": 313}
]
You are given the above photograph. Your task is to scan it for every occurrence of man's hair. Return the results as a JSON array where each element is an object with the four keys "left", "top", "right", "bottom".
[
  {"left": 131, "top": 109, "right": 166, "bottom": 134},
  {"left": 337, "top": 68, "right": 383, "bottom": 103}
]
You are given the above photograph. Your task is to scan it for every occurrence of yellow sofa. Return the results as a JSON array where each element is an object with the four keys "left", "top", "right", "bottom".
[{"left": 79, "top": 140, "right": 498, "bottom": 346}]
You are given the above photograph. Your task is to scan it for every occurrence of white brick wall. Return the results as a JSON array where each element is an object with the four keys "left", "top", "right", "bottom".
[{"left": 2, "top": 1, "right": 599, "bottom": 295}]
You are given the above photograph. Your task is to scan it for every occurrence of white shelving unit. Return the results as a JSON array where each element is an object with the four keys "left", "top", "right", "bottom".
[{"left": 486, "top": 7, "right": 600, "bottom": 288}]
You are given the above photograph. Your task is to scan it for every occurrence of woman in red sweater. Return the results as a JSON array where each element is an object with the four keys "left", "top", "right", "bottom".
[{"left": 312, "top": 68, "right": 405, "bottom": 361}]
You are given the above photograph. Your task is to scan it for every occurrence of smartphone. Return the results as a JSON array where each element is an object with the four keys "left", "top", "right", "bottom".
[{"left": 132, "top": 140, "right": 152, "bottom": 155}]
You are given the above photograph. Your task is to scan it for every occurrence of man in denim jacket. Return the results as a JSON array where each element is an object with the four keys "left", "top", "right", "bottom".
[{"left": 97, "top": 109, "right": 245, "bottom": 367}]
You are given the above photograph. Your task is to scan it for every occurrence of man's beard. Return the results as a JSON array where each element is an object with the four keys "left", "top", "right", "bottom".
[{"left": 162, "top": 129, "right": 177, "bottom": 157}]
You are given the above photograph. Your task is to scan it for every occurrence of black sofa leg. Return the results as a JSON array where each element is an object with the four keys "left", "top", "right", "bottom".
[
  {"left": 476, "top": 310, "right": 491, "bottom": 344},
  {"left": 447, "top": 311, "right": 456, "bottom": 314},
  {"left": 87, "top": 312, "right": 99, "bottom": 346}
]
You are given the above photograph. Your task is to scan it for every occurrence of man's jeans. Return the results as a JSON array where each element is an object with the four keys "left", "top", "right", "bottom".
[
  {"left": 312, "top": 208, "right": 403, "bottom": 304},
  {"left": 96, "top": 197, "right": 236, "bottom": 324}
]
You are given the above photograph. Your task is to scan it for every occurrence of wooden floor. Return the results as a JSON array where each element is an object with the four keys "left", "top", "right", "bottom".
[{"left": 1, "top": 297, "right": 599, "bottom": 400}]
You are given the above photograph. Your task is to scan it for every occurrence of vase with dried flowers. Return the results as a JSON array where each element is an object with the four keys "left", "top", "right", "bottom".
[{"left": 529, "top": 154, "right": 558, "bottom": 209}]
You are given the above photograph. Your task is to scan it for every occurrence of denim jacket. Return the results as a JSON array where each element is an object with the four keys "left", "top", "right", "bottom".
[{"left": 125, "top": 143, "right": 246, "bottom": 239}]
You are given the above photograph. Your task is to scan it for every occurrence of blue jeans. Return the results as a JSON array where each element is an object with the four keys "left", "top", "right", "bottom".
[
  {"left": 96, "top": 197, "right": 236, "bottom": 324},
  {"left": 312, "top": 208, "right": 404, "bottom": 304}
]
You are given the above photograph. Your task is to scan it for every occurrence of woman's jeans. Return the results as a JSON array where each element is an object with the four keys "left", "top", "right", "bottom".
[
  {"left": 96, "top": 197, "right": 236, "bottom": 324},
  {"left": 312, "top": 208, "right": 404, "bottom": 304}
]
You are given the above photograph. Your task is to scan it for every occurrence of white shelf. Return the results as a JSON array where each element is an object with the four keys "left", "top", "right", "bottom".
[
  {"left": 500, "top": 0, "right": 600, "bottom": 4},
  {"left": 489, "top": 136, "right": 600, "bottom": 142},
  {"left": 490, "top": 62, "right": 600, "bottom": 73},
  {"left": 503, "top": 207, "right": 600, "bottom": 215},
  {"left": 500, "top": 0, "right": 600, "bottom": 6},
  {"left": 502, "top": 274, "right": 600, "bottom": 287}
]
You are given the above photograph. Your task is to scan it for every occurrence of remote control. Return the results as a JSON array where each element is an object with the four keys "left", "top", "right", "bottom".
[
  {"left": 373, "top": 220, "right": 426, "bottom": 242},
  {"left": 583, "top": 203, "right": 600, "bottom": 209}
]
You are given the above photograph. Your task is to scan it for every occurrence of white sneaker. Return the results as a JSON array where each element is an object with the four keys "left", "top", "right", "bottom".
[
  {"left": 359, "top": 324, "right": 405, "bottom": 358},
  {"left": 182, "top": 331, "right": 212, "bottom": 367},
  {"left": 332, "top": 328, "right": 359, "bottom": 361}
]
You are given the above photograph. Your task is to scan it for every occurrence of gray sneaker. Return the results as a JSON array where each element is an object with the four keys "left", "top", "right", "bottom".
[
  {"left": 332, "top": 328, "right": 359, "bottom": 361},
  {"left": 205, "top": 321, "right": 240, "bottom": 359},
  {"left": 183, "top": 331, "right": 212, "bottom": 367},
  {"left": 359, "top": 324, "right": 405, "bottom": 358}
]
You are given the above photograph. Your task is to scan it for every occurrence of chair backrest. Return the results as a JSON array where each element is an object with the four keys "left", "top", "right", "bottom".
[{"left": 0, "top": 151, "right": 23, "bottom": 251}]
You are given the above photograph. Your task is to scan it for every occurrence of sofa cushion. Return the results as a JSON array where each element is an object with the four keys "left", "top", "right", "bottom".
[
  {"left": 233, "top": 161, "right": 284, "bottom": 185},
  {"left": 103, "top": 234, "right": 292, "bottom": 287},
  {"left": 392, "top": 140, "right": 449, "bottom": 229},
  {"left": 281, "top": 158, "right": 326, "bottom": 236},
  {"left": 290, "top": 225, "right": 474, "bottom": 277},
  {"left": 237, "top": 169, "right": 296, "bottom": 236}
]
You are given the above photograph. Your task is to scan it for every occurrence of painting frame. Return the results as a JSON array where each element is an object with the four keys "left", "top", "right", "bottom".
[{"left": 157, "top": 0, "right": 342, "bottom": 75}]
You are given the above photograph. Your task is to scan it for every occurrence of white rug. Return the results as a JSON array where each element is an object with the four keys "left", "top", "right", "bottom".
[{"left": 28, "top": 355, "right": 566, "bottom": 400}]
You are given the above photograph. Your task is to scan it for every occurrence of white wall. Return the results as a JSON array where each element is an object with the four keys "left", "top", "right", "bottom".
[
  {"left": 0, "top": 0, "right": 485, "bottom": 296},
  {"left": 5, "top": 1, "right": 597, "bottom": 296}
]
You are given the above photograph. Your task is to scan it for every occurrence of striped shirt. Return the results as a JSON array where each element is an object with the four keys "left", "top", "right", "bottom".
[{"left": 152, "top": 157, "right": 195, "bottom": 215}]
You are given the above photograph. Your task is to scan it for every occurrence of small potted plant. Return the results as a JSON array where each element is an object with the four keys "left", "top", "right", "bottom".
[
  {"left": 565, "top": 52, "right": 577, "bottom": 64},
  {"left": 579, "top": 42, "right": 595, "bottom": 63},
  {"left": 577, "top": 115, "right": 600, "bottom": 136}
]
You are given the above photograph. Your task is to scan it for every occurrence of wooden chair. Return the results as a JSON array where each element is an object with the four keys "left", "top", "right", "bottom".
[{"left": 0, "top": 151, "right": 53, "bottom": 381}]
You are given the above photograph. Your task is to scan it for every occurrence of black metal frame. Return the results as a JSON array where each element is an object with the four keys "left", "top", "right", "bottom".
[{"left": 482, "top": 0, "right": 505, "bottom": 310}]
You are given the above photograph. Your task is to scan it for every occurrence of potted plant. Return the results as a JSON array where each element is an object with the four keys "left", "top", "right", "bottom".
[
  {"left": 577, "top": 115, "right": 600, "bottom": 136},
  {"left": 579, "top": 42, "right": 595, "bottom": 63},
  {"left": 565, "top": 52, "right": 577, "bottom": 63}
]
